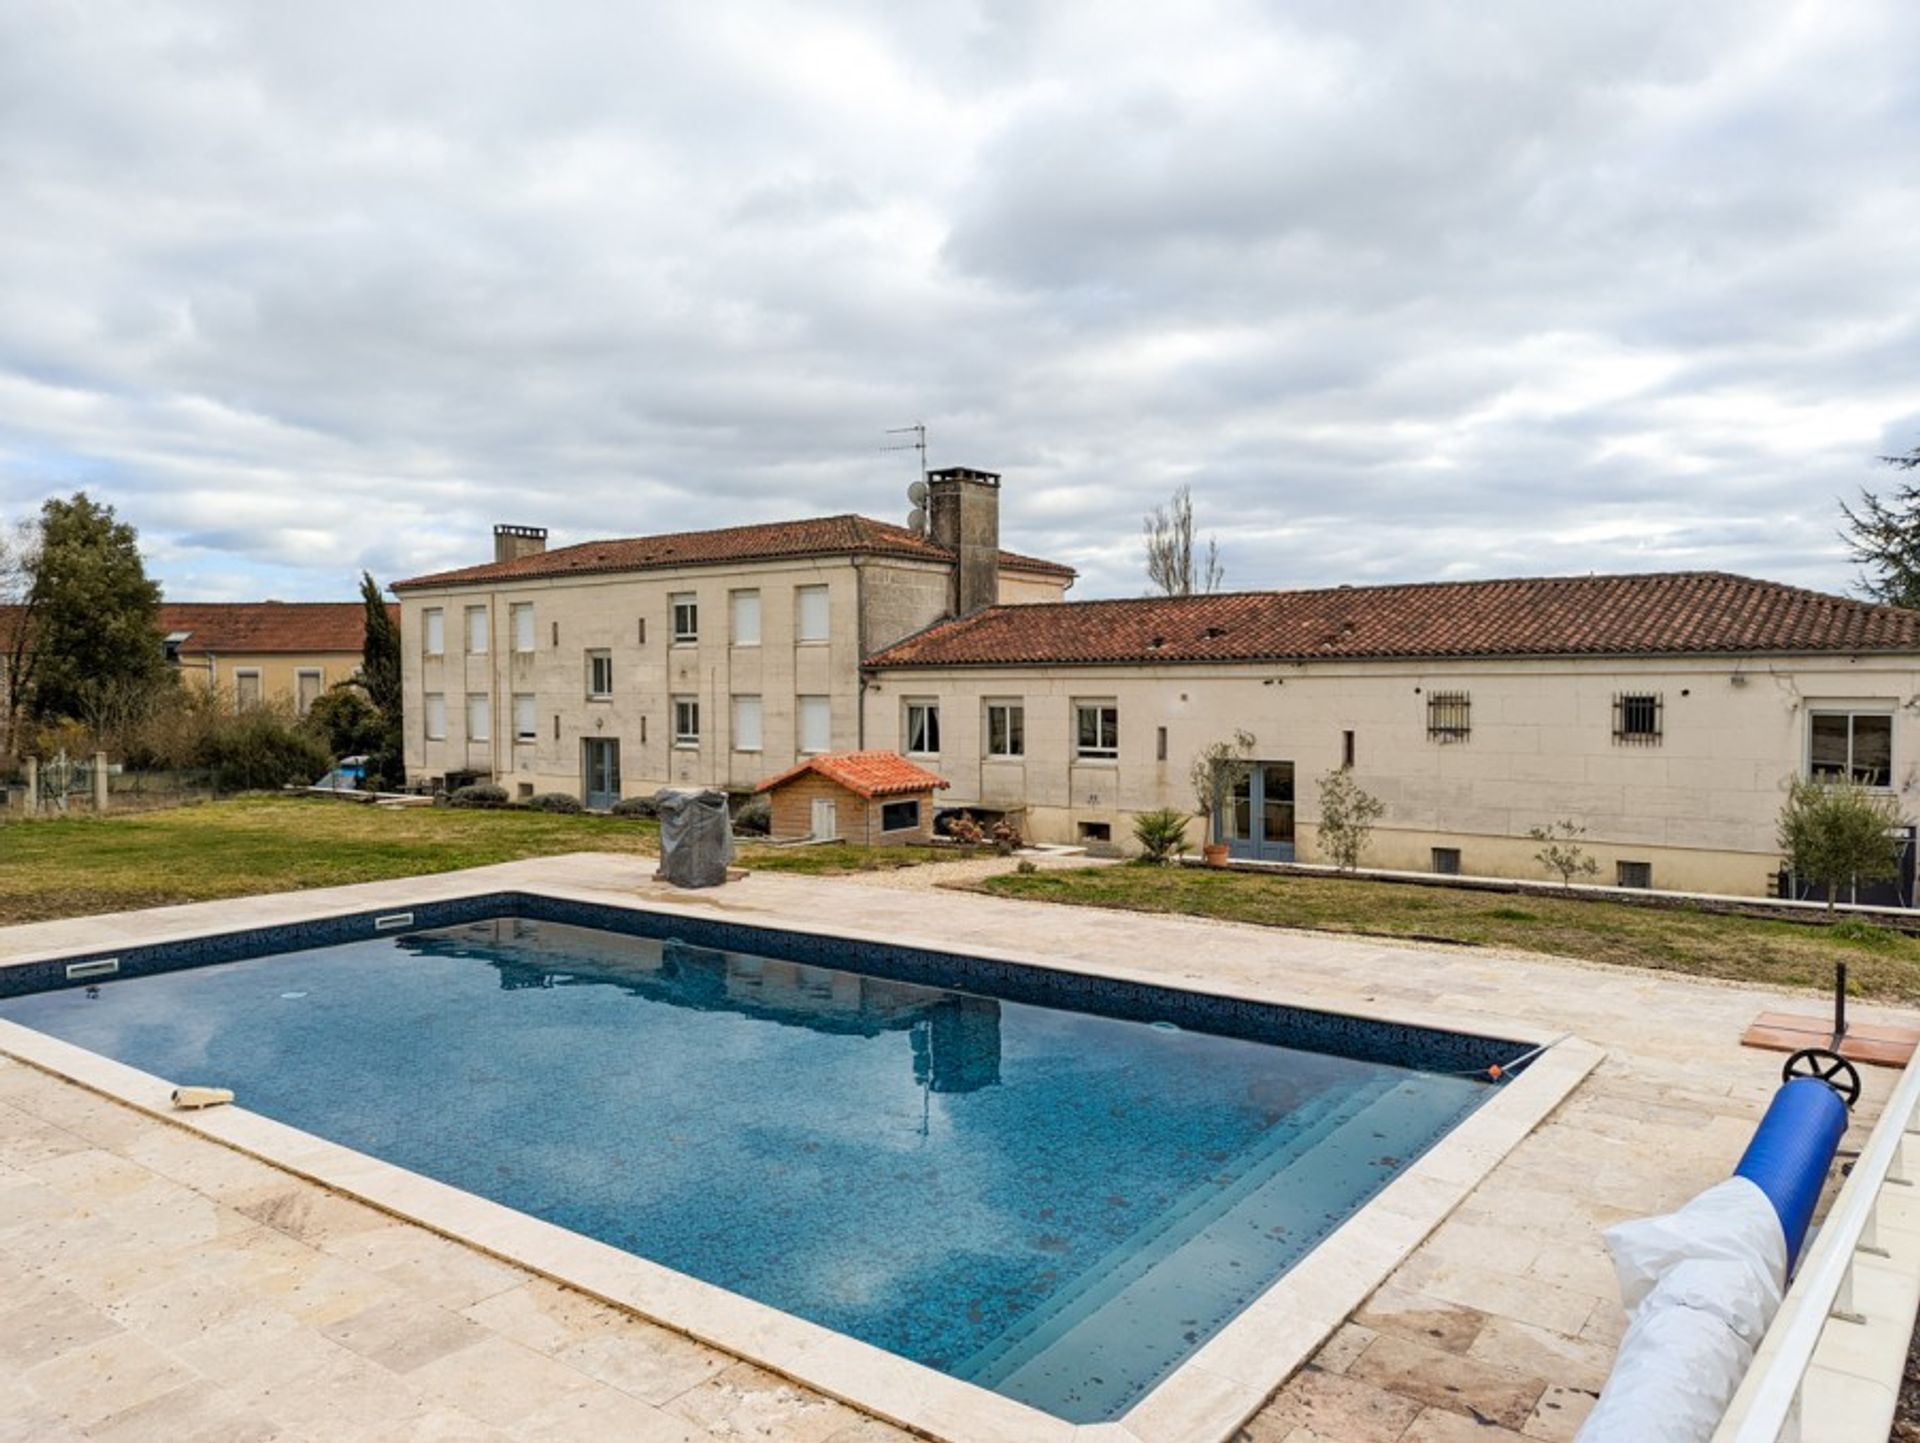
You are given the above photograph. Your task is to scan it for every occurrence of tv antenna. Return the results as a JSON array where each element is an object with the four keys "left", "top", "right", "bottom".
[
  {"left": 883, "top": 422, "right": 928, "bottom": 481},
  {"left": 885, "top": 423, "right": 930, "bottom": 534}
]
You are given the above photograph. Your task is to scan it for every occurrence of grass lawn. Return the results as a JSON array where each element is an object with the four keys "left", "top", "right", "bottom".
[
  {"left": 0, "top": 796, "right": 658, "bottom": 926},
  {"left": 736, "top": 841, "right": 981, "bottom": 876},
  {"left": 975, "top": 864, "right": 1920, "bottom": 1003}
]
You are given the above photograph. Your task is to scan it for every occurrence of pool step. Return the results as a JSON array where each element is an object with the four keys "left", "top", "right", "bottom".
[
  {"left": 951, "top": 1077, "right": 1386, "bottom": 1390},
  {"left": 959, "top": 1076, "right": 1476, "bottom": 1420}
]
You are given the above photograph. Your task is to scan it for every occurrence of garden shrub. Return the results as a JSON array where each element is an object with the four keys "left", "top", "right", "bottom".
[
  {"left": 191, "top": 707, "right": 333, "bottom": 794},
  {"left": 448, "top": 782, "right": 509, "bottom": 808},
  {"left": 1132, "top": 807, "right": 1191, "bottom": 863},
  {"left": 610, "top": 795, "right": 658, "bottom": 819},
  {"left": 524, "top": 792, "right": 583, "bottom": 813},
  {"left": 732, "top": 795, "right": 771, "bottom": 834}
]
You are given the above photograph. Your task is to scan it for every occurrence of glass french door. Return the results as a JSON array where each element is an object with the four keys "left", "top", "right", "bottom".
[
  {"left": 1225, "top": 761, "right": 1295, "bottom": 861},
  {"left": 583, "top": 739, "right": 621, "bottom": 811}
]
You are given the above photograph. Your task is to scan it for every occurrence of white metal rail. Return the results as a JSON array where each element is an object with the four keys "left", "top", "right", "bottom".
[{"left": 1714, "top": 1049, "right": 1920, "bottom": 1442}]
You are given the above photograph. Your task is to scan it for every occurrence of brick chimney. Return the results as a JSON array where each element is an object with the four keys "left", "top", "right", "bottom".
[
  {"left": 926, "top": 467, "right": 1000, "bottom": 616},
  {"left": 493, "top": 524, "right": 547, "bottom": 564}
]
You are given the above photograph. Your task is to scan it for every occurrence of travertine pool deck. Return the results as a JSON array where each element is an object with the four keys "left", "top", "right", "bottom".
[{"left": 0, "top": 853, "right": 1902, "bottom": 1443}]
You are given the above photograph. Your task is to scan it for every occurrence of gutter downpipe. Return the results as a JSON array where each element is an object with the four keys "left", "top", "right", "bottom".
[{"left": 854, "top": 557, "right": 868, "bottom": 750}]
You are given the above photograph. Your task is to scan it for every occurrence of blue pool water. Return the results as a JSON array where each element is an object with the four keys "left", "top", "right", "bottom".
[{"left": 0, "top": 918, "right": 1492, "bottom": 1421}]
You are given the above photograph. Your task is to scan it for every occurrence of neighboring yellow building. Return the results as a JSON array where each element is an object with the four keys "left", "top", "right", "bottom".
[{"left": 161, "top": 602, "right": 389, "bottom": 714}]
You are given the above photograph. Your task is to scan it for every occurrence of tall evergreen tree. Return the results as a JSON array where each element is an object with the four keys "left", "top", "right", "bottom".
[
  {"left": 1842, "top": 446, "right": 1920, "bottom": 609},
  {"left": 23, "top": 493, "right": 171, "bottom": 723},
  {"left": 356, "top": 571, "right": 405, "bottom": 786}
]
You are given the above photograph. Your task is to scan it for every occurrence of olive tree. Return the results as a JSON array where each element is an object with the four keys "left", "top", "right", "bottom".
[
  {"left": 1189, "top": 729, "right": 1255, "bottom": 841},
  {"left": 1316, "top": 767, "right": 1384, "bottom": 871},
  {"left": 1777, "top": 776, "right": 1906, "bottom": 911}
]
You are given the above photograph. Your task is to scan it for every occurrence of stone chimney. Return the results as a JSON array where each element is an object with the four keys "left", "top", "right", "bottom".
[
  {"left": 493, "top": 524, "right": 547, "bottom": 564},
  {"left": 926, "top": 467, "right": 1000, "bottom": 616}
]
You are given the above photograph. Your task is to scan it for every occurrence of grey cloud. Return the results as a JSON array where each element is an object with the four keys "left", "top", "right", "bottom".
[{"left": 0, "top": 0, "right": 1916, "bottom": 607}]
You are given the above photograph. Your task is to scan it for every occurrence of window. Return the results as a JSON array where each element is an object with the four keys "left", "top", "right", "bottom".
[
  {"left": 732, "top": 695, "right": 763, "bottom": 752},
  {"left": 1616, "top": 860, "right": 1653, "bottom": 889},
  {"left": 424, "top": 694, "right": 446, "bottom": 740},
  {"left": 1075, "top": 701, "right": 1119, "bottom": 760},
  {"left": 1342, "top": 730, "right": 1356, "bottom": 768},
  {"left": 986, "top": 701, "right": 1025, "bottom": 758},
  {"left": 586, "top": 650, "right": 613, "bottom": 699},
  {"left": 511, "top": 603, "right": 535, "bottom": 653},
  {"left": 796, "top": 585, "right": 830, "bottom": 643},
  {"left": 513, "top": 695, "right": 537, "bottom": 743},
  {"left": 905, "top": 700, "right": 941, "bottom": 756},
  {"left": 880, "top": 799, "right": 921, "bottom": 833},
  {"left": 466, "top": 693, "right": 491, "bottom": 742},
  {"left": 1431, "top": 847, "right": 1461, "bottom": 876},
  {"left": 1156, "top": 726, "right": 1168, "bottom": 762},
  {"left": 233, "top": 669, "right": 262, "bottom": 710},
  {"left": 1426, "top": 691, "right": 1470, "bottom": 741},
  {"left": 422, "top": 608, "right": 445, "bottom": 656},
  {"left": 799, "top": 695, "right": 831, "bottom": 754},
  {"left": 731, "top": 590, "right": 761, "bottom": 647},
  {"left": 673, "top": 697, "right": 700, "bottom": 747},
  {"left": 1809, "top": 710, "right": 1893, "bottom": 788},
  {"left": 1613, "top": 693, "right": 1662, "bottom": 745},
  {"left": 465, "top": 606, "right": 489, "bottom": 654},
  {"left": 670, "top": 593, "right": 698, "bottom": 644},
  {"left": 296, "top": 669, "right": 323, "bottom": 717}
]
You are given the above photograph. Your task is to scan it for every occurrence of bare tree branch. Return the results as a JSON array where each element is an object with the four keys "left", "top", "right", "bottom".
[{"left": 1143, "top": 485, "right": 1225, "bottom": 596}]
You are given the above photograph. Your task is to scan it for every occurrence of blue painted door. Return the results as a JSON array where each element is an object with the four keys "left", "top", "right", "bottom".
[
  {"left": 583, "top": 739, "right": 621, "bottom": 811},
  {"left": 1225, "top": 762, "right": 1295, "bottom": 861}
]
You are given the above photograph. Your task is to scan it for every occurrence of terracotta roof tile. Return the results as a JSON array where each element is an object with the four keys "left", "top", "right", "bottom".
[
  {"left": 863, "top": 572, "right": 1920, "bottom": 668},
  {"left": 755, "top": 750, "right": 951, "bottom": 799},
  {"left": 158, "top": 602, "right": 389, "bottom": 655},
  {"left": 392, "top": 514, "right": 1074, "bottom": 591},
  {"left": 2, "top": 601, "right": 389, "bottom": 656}
]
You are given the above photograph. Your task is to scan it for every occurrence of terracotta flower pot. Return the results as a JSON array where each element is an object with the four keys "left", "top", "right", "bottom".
[{"left": 1202, "top": 842, "right": 1230, "bottom": 868}]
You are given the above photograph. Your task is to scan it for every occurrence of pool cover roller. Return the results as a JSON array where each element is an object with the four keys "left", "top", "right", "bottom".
[
  {"left": 1576, "top": 1077, "right": 1850, "bottom": 1443},
  {"left": 1731, "top": 1077, "right": 1851, "bottom": 1268}
]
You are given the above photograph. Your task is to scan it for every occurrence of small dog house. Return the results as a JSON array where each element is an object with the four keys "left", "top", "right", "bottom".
[{"left": 756, "top": 751, "right": 949, "bottom": 845}]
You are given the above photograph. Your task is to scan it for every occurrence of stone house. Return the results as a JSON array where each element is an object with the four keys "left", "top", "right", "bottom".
[
  {"left": 392, "top": 469, "right": 1074, "bottom": 802},
  {"left": 861, "top": 573, "right": 1920, "bottom": 898}
]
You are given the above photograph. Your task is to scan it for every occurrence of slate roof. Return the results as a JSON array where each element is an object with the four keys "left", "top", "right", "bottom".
[
  {"left": 392, "top": 514, "right": 1074, "bottom": 591},
  {"left": 862, "top": 572, "right": 1920, "bottom": 668},
  {"left": 755, "top": 750, "right": 951, "bottom": 799}
]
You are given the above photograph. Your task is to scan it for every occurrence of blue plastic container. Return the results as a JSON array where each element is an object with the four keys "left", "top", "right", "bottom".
[{"left": 1733, "top": 1077, "right": 1850, "bottom": 1267}]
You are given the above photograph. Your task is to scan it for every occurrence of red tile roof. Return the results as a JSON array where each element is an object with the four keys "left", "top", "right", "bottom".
[
  {"left": 391, "top": 514, "right": 1074, "bottom": 591},
  {"left": 863, "top": 572, "right": 1920, "bottom": 668},
  {"left": 0, "top": 601, "right": 390, "bottom": 656},
  {"left": 157, "top": 602, "right": 391, "bottom": 655},
  {"left": 755, "top": 750, "right": 951, "bottom": 799}
]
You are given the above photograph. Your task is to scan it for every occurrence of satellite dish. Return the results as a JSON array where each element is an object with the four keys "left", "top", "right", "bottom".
[
  {"left": 907, "top": 507, "right": 927, "bottom": 535},
  {"left": 908, "top": 480, "right": 929, "bottom": 507}
]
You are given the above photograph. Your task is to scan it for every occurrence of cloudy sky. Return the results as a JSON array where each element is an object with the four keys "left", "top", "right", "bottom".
[{"left": 3, "top": 2, "right": 1918, "bottom": 603}]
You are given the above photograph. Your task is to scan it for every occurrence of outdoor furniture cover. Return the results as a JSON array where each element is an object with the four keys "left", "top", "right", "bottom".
[{"left": 654, "top": 788, "right": 735, "bottom": 888}]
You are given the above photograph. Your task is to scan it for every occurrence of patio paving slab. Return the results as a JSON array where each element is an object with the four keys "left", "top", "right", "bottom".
[{"left": 0, "top": 851, "right": 1904, "bottom": 1441}]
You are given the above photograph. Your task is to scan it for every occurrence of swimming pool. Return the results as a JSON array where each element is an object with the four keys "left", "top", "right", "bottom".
[{"left": 0, "top": 890, "right": 1560, "bottom": 1436}]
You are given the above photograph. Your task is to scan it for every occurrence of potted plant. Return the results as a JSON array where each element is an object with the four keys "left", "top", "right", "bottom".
[{"left": 1189, "top": 729, "right": 1255, "bottom": 867}]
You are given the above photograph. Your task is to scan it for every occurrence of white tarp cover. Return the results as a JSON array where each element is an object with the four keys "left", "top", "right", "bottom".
[
  {"left": 654, "top": 788, "right": 735, "bottom": 888},
  {"left": 1576, "top": 1176, "right": 1787, "bottom": 1443}
]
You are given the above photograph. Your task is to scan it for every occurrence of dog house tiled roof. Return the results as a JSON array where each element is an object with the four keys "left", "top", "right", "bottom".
[{"left": 755, "top": 750, "right": 951, "bottom": 800}]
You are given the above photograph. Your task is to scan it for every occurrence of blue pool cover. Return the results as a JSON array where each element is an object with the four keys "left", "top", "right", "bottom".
[{"left": 0, "top": 912, "right": 1501, "bottom": 1422}]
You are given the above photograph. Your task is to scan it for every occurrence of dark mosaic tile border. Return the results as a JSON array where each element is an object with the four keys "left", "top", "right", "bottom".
[{"left": 0, "top": 890, "right": 1526, "bottom": 1075}]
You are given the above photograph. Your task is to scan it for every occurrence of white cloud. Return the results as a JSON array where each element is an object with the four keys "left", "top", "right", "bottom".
[{"left": 1, "top": 0, "right": 1917, "bottom": 602}]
